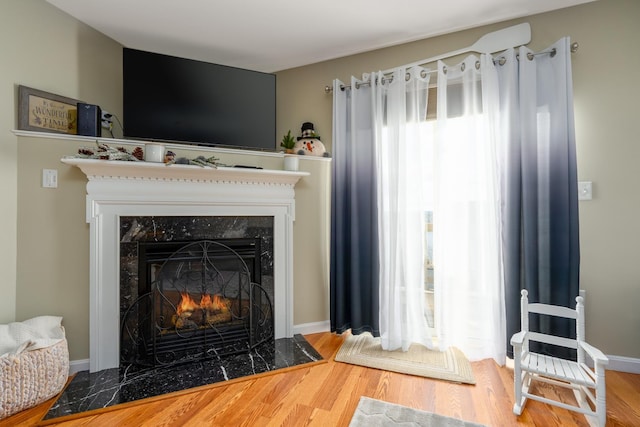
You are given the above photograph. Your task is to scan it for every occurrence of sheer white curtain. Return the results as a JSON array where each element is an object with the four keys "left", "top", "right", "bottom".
[
  {"left": 373, "top": 67, "right": 434, "bottom": 351},
  {"left": 433, "top": 55, "right": 506, "bottom": 364}
]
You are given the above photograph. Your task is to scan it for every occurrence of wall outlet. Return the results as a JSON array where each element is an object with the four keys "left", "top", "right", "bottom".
[
  {"left": 42, "top": 169, "right": 58, "bottom": 188},
  {"left": 578, "top": 181, "right": 592, "bottom": 200},
  {"left": 101, "top": 111, "right": 113, "bottom": 130}
]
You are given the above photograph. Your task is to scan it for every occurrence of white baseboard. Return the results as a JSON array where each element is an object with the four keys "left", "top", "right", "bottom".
[
  {"left": 607, "top": 354, "right": 640, "bottom": 374},
  {"left": 68, "top": 348, "right": 639, "bottom": 376},
  {"left": 69, "top": 358, "right": 89, "bottom": 374},
  {"left": 293, "top": 320, "right": 330, "bottom": 336}
]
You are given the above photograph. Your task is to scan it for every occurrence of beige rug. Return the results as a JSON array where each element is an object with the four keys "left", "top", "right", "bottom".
[
  {"left": 349, "top": 397, "right": 486, "bottom": 427},
  {"left": 335, "top": 333, "right": 475, "bottom": 384}
]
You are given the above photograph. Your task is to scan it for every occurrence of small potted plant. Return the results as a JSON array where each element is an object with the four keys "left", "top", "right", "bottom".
[{"left": 280, "top": 130, "right": 296, "bottom": 154}]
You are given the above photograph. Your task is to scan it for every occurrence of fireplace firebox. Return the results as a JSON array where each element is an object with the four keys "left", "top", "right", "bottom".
[
  {"left": 121, "top": 239, "right": 273, "bottom": 367},
  {"left": 119, "top": 215, "right": 275, "bottom": 368}
]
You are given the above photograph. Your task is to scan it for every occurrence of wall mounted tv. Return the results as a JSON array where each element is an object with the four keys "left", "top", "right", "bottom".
[{"left": 123, "top": 48, "right": 276, "bottom": 151}]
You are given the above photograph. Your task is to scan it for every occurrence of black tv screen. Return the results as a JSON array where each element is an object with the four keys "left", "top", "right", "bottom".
[{"left": 123, "top": 48, "right": 276, "bottom": 151}]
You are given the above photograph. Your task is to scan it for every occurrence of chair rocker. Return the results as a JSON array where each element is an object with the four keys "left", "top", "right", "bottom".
[{"left": 511, "top": 289, "right": 608, "bottom": 426}]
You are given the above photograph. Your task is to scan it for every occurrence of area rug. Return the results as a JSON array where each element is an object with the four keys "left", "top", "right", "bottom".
[
  {"left": 349, "top": 396, "right": 487, "bottom": 427},
  {"left": 335, "top": 333, "right": 475, "bottom": 384}
]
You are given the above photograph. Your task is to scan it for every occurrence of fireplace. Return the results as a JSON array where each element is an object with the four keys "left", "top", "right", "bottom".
[
  {"left": 62, "top": 158, "right": 308, "bottom": 372},
  {"left": 119, "top": 216, "right": 275, "bottom": 367}
]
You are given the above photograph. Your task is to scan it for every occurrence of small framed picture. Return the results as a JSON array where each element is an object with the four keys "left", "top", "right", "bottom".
[{"left": 18, "top": 85, "right": 81, "bottom": 135}]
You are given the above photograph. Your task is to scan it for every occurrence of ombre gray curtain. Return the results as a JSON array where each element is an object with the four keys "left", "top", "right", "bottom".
[
  {"left": 330, "top": 77, "right": 380, "bottom": 336},
  {"left": 329, "top": 38, "right": 579, "bottom": 357},
  {"left": 499, "top": 38, "right": 580, "bottom": 358}
]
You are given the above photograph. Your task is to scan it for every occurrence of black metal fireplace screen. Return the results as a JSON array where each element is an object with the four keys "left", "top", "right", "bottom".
[{"left": 121, "top": 239, "right": 274, "bottom": 367}]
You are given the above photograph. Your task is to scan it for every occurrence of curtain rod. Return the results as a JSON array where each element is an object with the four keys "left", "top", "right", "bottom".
[{"left": 324, "top": 41, "right": 579, "bottom": 94}]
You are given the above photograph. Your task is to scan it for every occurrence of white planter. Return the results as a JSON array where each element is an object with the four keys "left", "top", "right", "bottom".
[{"left": 284, "top": 154, "right": 299, "bottom": 171}]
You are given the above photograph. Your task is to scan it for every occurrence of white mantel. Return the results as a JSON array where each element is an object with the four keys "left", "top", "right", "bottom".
[{"left": 62, "top": 158, "right": 309, "bottom": 372}]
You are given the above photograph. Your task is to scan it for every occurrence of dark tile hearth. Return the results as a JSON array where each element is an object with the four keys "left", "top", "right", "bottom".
[{"left": 44, "top": 335, "right": 322, "bottom": 422}]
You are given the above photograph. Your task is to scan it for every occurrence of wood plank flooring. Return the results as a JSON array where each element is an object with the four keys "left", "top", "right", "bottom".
[{"left": 3, "top": 332, "right": 640, "bottom": 426}]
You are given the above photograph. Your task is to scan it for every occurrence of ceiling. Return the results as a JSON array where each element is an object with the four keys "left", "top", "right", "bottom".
[{"left": 46, "top": 0, "right": 594, "bottom": 73}]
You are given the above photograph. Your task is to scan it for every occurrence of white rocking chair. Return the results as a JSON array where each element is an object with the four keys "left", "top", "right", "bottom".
[{"left": 511, "top": 289, "right": 608, "bottom": 426}]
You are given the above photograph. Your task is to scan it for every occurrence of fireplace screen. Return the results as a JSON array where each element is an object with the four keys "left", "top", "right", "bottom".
[{"left": 121, "top": 239, "right": 274, "bottom": 367}]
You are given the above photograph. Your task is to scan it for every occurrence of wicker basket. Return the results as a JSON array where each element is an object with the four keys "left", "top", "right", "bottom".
[{"left": 0, "top": 339, "right": 69, "bottom": 419}]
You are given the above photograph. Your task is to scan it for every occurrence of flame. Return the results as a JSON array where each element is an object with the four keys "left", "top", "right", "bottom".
[
  {"left": 176, "top": 292, "right": 199, "bottom": 316},
  {"left": 200, "top": 293, "right": 228, "bottom": 312},
  {"left": 200, "top": 293, "right": 213, "bottom": 311}
]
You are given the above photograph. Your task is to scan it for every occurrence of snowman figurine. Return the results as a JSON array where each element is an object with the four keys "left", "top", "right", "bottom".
[{"left": 293, "top": 122, "right": 330, "bottom": 157}]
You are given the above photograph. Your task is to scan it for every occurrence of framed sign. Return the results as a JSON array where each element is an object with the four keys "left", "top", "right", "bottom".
[{"left": 18, "top": 85, "right": 81, "bottom": 135}]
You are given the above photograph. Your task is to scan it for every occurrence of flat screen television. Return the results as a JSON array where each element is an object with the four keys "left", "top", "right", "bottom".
[{"left": 123, "top": 48, "right": 276, "bottom": 151}]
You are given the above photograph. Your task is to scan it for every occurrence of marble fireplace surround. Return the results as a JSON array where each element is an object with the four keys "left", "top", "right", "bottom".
[{"left": 62, "top": 158, "right": 309, "bottom": 372}]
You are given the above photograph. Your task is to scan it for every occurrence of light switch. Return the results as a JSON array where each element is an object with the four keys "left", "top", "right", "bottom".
[
  {"left": 42, "top": 169, "right": 58, "bottom": 188},
  {"left": 578, "top": 181, "right": 592, "bottom": 200}
]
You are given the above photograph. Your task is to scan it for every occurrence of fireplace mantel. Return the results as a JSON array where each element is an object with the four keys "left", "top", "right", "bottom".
[
  {"left": 61, "top": 157, "right": 309, "bottom": 186},
  {"left": 62, "top": 158, "right": 308, "bottom": 372}
]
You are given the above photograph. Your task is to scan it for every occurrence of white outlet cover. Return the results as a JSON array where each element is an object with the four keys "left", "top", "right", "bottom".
[
  {"left": 42, "top": 169, "right": 58, "bottom": 188},
  {"left": 578, "top": 181, "right": 592, "bottom": 200}
]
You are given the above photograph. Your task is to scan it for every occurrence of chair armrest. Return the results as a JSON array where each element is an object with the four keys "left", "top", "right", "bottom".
[
  {"left": 580, "top": 341, "right": 609, "bottom": 365},
  {"left": 510, "top": 331, "right": 527, "bottom": 346}
]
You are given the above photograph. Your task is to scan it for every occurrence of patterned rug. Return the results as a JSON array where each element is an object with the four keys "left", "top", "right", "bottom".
[
  {"left": 335, "top": 333, "right": 475, "bottom": 384},
  {"left": 349, "top": 397, "right": 487, "bottom": 427}
]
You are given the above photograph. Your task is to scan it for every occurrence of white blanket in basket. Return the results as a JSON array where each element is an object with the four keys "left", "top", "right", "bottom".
[{"left": 0, "top": 316, "right": 65, "bottom": 358}]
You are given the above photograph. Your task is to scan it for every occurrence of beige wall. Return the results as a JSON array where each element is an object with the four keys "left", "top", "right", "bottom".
[
  {"left": 276, "top": 0, "right": 640, "bottom": 358},
  {"left": 16, "top": 137, "right": 90, "bottom": 359},
  {"left": 1, "top": 0, "right": 122, "bottom": 359},
  {"left": 1, "top": 0, "right": 123, "bottom": 328}
]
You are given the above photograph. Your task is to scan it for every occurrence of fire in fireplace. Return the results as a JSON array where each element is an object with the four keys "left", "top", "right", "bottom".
[
  {"left": 172, "top": 292, "right": 231, "bottom": 329},
  {"left": 121, "top": 238, "right": 273, "bottom": 367}
]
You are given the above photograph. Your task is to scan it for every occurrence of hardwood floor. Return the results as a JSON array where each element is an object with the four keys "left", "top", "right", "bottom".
[{"left": 3, "top": 332, "right": 640, "bottom": 426}]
